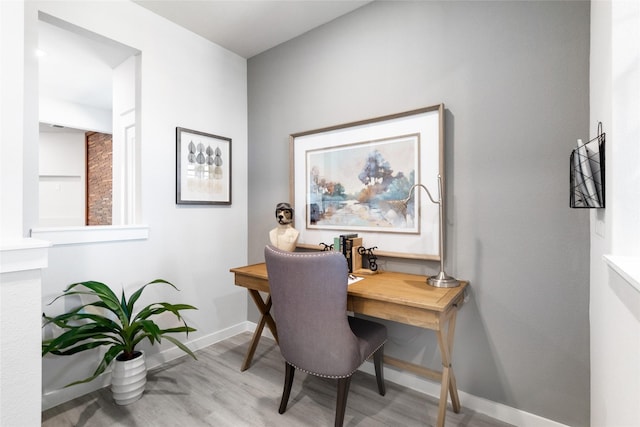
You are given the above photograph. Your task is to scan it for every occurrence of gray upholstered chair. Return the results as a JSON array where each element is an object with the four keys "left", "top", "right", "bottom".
[{"left": 264, "top": 244, "right": 387, "bottom": 427}]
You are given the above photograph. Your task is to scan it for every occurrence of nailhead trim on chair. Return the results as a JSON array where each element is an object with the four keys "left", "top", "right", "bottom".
[
  {"left": 265, "top": 246, "right": 343, "bottom": 259},
  {"left": 286, "top": 341, "right": 386, "bottom": 379}
]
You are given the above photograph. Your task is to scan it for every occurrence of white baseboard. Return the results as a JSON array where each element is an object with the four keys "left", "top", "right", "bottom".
[
  {"left": 41, "top": 321, "right": 251, "bottom": 411},
  {"left": 356, "top": 360, "right": 568, "bottom": 427},
  {"left": 42, "top": 321, "right": 568, "bottom": 427},
  {"left": 249, "top": 321, "right": 567, "bottom": 427}
]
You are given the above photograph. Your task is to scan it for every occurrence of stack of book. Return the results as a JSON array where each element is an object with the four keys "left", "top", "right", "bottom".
[{"left": 337, "top": 234, "right": 362, "bottom": 273}]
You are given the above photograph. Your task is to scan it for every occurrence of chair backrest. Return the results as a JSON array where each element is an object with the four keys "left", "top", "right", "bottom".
[{"left": 264, "top": 245, "right": 362, "bottom": 377}]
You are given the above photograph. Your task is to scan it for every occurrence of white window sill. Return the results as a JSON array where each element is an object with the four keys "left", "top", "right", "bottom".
[
  {"left": 603, "top": 255, "right": 640, "bottom": 293},
  {"left": 31, "top": 225, "right": 149, "bottom": 246},
  {"left": 0, "top": 238, "right": 51, "bottom": 274}
]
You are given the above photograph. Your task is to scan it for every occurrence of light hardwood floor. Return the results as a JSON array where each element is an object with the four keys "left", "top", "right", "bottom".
[{"left": 42, "top": 332, "right": 514, "bottom": 427}]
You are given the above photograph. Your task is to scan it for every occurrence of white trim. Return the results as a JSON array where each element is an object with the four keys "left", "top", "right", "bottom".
[
  {"left": 41, "top": 321, "right": 250, "bottom": 410},
  {"left": 30, "top": 224, "right": 149, "bottom": 246},
  {"left": 42, "top": 322, "right": 566, "bottom": 426},
  {"left": 603, "top": 254, "right": 640, "bottom": 293},
  {"left": 144, "top": 322, "right": 250, "bottom": 368},
  {"left": 358, "top": 361, "right": 568, "bottom": 427},
  {"left": 260, "top": 323, "right": 567, "bottom": 427},
  {"left": 0, "top": 238, "right": 51, "bottom": 274}
]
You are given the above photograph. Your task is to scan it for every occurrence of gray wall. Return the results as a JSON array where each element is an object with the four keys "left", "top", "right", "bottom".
[{"left": 247, "top": 2, "right": 590, "bottom": 426}]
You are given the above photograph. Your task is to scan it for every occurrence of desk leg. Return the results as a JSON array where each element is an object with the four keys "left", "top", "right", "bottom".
[
  {"left": 446, "top": 312, "right": 461, "bottom": 413},
  {"left": 241, "top": 291, "right": 278, "bottom": 372},
  {"left": 435, "top": 310, "right": 461, "bottom": 427}
]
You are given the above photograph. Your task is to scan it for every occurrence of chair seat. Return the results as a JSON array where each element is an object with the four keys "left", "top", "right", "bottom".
[{"left": 349, "top": 316, "right": 387, "bottom": 361}]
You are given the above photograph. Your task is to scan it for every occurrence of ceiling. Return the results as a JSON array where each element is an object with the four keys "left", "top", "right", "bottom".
[
  {"left": 38, "top": 18, "right": 138, "bottom": 113},
  {"left": 133, "top": 1, "right": 372, "bottom": 59},
  {"left": 38, "top": 1, "right": 371, "bottom": 129}
]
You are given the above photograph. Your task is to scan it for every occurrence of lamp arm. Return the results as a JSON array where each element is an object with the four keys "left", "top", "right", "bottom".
[
  {"left": 402, "top": 174, "right": 459, "bottom": 288},
  {"left": 436, "top": 176, "right": 445, "bottom": 278},
  {"left": 403, "top": 183, "right": 439, "bottom": 206}
]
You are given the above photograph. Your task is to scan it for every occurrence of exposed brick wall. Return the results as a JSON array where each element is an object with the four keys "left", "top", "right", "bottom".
[{"left": 86, "top": 131, "right": 112, "bottom": 225}]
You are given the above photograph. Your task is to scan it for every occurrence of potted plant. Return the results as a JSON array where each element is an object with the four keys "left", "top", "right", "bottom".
[{"left": 42, "top": 279, "right": 197, "bottom": 405}]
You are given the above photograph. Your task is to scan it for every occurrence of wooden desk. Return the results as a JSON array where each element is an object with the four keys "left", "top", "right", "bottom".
[{"left": 231, "top": 263, "right": 468, "bottom": 427}]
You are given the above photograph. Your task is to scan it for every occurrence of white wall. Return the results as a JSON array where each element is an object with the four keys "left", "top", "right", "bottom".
[
  {"left": 112, "top": 54, "right": 138, "bottom": 225},
  {"left": 40, "top": 97, "right": 112, "bottom": 134},
  {"left": 18, "top": 0, "right": 249, "bottom": 408},
  {"left": 1, "top": 2, "right": 47, "bottom": 425},
  {"left": 610, "top": 1, "right": 640, "bottom": 250},
  {"left": 38, "top": 130, "right": 85, "bottom": 227},
  {"left": 1, "top": 0, "right": 27, "bottom": 242},
  {"left": 590, "top": 1, "right": 640, "bottom": 426}
]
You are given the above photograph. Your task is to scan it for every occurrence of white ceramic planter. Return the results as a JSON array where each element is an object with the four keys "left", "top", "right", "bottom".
[{"left": 111, "top": 351, "right": 147, "bottom": 405}]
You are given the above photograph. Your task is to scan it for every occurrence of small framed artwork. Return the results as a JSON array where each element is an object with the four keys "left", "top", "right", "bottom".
[
  {"left": 290, "top": 104, "right": 444, "bottom": 260},
  {"left": 176, "top": 127, "right": 231, "bottom": 205}
]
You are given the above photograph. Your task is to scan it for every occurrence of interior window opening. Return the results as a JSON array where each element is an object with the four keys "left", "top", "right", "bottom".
[{"left": 37, "top": 13, "right": 140, "bottom": 227}]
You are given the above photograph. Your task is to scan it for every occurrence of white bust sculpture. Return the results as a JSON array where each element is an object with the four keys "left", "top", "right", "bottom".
[{"left": 269, "top": 202, "right": 299, "bottom": 252}]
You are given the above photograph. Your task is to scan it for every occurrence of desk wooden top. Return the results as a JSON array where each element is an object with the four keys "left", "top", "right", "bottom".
[{"left": 231, "top": 263, "right": 468, "bottom": 314}]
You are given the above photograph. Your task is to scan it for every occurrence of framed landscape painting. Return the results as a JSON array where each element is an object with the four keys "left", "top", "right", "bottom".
[{"left": 290, "top": 105, "right": 444, "bottom": 260}]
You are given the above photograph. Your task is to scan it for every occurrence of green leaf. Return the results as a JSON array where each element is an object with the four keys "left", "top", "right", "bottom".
[
  {"left": 120, "top": 289, "right": 130, "bottom": 327},
  {"left": 42, "top": 324, "right": 122, "bottom": 355},
  {"left": 43, "top": 310, "right": 121, "bottom": 331},
  {"left": 64, "top": 345, "right": 123, "bottom": 387},
  {"left": 140, "top": 320, "right": 162, "bottom": 344},
  {"left": 133, "top": 305, "right": 166, "bottom": 321},
  {"left": 50, "top": 281, "right": 128, "bottom": 327},
  {"left": 160, "top": 326, "right": 197, "bottom": 335},
  {"left": 127, "top": 279, "right": 178, "bottom": 315},
  {"left": 133, "top": 302, "right": 196, "bottom": 323},
  {"left": 163, "top": 335, "right": 197, "bottom": 360},
  {"left": 47, "top": 340, "right": 119, "bottom": 356},
  {"left": 63, "top": 281, "right": 119, "bottom": 307}
]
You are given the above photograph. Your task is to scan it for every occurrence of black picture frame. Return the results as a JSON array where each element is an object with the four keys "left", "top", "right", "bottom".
[{"left": 176, "top": 127, "right": 232, "bottom": 205}]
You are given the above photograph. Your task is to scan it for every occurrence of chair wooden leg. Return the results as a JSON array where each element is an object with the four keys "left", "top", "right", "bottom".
[
  {"left": 279, "top": 363, "right": 295, "bottom": 414},
  {"left": 335, "top": 376, "right": 352, "bottom": 427},
  {"left": 373, "top": 346, "right": 386, "bottom": 396}
]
